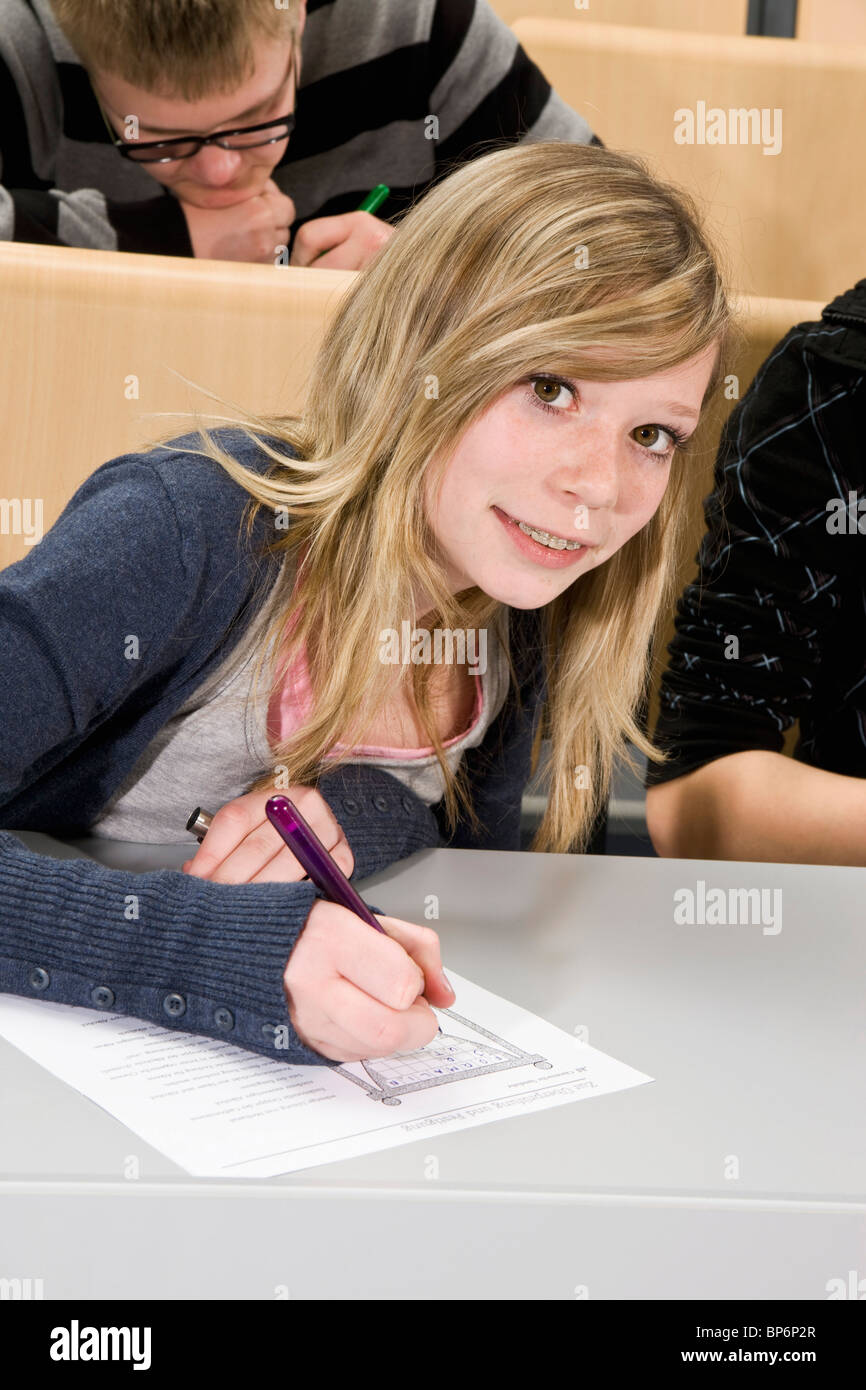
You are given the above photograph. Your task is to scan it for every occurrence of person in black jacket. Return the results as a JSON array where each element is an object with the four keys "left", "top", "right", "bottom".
[{"left": 646, "top": 280, "right": 866, "bottom": 867}]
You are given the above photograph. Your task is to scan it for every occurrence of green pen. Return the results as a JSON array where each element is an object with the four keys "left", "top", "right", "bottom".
[
  {"left": 356, "top": 183, "right": 390, "bottom": 215},
  {"left": 311, "top": 183, "right": 390, "bottom": 262}
]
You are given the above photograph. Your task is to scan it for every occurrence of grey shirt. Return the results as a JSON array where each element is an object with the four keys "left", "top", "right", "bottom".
[{"left": 92, "top": 613, "right": 510, "bottom": 841}]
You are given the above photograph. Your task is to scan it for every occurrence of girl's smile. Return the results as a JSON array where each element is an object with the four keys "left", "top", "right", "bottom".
[{"left": 492, "top": 505, "right": 595, "bottom": 568}]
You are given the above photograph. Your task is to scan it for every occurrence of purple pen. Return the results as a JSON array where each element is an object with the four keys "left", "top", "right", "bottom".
[
  {"left": 187, "top": 796, "right": 442, "bottom": 1029},
  {"left": 266, "top": 796, "right": 442, "bottom": 1028},
  {"left": 265, "top": 795, "right": 387, "bottom": 933}
]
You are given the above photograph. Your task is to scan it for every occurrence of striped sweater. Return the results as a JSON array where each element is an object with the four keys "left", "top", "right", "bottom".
[{"left": 0, "top": 0, "right": 598, "bottom": 254}]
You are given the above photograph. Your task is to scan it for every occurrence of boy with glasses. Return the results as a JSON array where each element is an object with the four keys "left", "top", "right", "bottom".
[{"left": 0, "top": 0, "right": 599, "bottom": 268}]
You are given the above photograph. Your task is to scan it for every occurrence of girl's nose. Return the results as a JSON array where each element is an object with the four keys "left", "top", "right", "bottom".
[{"left": 560, "top": 449, "right": 620, "bottom": 513}]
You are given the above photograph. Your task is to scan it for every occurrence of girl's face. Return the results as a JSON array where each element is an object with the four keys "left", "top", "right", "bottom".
[{"left": 423, "top": 341, "right": 719, "bottom": 611}]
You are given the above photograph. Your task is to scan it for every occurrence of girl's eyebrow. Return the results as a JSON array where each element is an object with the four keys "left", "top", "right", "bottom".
[{"left": 663, "top": 402, "right": 699, "bottom": 422}]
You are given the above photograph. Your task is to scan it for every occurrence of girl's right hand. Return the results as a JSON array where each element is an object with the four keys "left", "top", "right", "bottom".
[{"left": 283, "top": 900, "right": 456, "bottom": 1062}]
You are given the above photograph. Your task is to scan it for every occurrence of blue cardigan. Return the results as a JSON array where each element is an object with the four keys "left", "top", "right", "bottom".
[{"left": 0, "top": 429, "right": 547, "bottom": 1065}]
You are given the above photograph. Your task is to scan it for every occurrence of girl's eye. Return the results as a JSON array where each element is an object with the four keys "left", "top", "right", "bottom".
[
  {"left": 527, "top": 377, "right": 689, "bottom": 457},
  {"left": 631, "top": 419, "right": 692, "bottom": 458},
  {"left": 530, "top": 378, "right": 574, "bottom": 411},
  {"left": 633, "top": 424, "right": 671, "bottom": 455}
]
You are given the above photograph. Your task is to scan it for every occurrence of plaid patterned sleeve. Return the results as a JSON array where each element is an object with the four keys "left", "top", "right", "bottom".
[{"left": 649, "top": 309, "right": 866, "bottom": 785}]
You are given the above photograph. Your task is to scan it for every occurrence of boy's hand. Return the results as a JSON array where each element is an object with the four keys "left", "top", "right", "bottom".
[
  {"left": 182, "top": 786, "right": 353, "bottom": 884},
  {"left": 290, "top": 210, "right": 394, "bottom": 269},
  {"left": 179, "top": 178, "right": 296, "bottom": 263}
]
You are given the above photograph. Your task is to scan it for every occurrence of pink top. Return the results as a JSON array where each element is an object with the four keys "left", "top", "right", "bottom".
[
  {"left": 268, "top": 636, "right": 483, "bottom": 767},
  {"left": 265, "top": 614, "right": 484, "bottom": 762}
]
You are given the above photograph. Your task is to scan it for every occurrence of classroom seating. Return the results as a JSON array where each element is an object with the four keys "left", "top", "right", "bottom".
[
  {"left": 0, "top": 242, "right": 355, "bottom": 571},
  {"left": 796, "top": 0, "right": 866, "bottom": 44},
  {"left": 491, "top": 1, "right": 748, "bottom": 34},
  {"left": 512, "top": 18, "right": 866, "bottom": 303},
  {"left": 0, "top": 237, "right": 822, "bottom": 577}
]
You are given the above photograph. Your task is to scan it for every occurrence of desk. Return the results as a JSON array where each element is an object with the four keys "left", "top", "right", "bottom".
[{"left": 1, "top": 834, "right": 864, "bottom": 1299}]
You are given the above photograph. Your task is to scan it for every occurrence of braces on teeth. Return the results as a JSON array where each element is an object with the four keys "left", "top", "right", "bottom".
[{"left": 516, "top": 519, "right": 583, "bottom": 551}]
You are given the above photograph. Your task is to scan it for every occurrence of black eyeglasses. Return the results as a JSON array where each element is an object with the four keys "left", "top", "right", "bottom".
[
  {"left": 111, "top": 112, "right": 296, "bottom": 163},
  {"left": 98, "top": 46, "right": 299, "bottom": 164}
]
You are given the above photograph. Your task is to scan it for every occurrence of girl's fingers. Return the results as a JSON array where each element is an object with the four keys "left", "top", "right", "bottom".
[
  {"left": 297, "top": 903, "right": 426, "bottom": 1012},
  {"left": 372, "top": 913, "right": 455, "bottom": 1006},
  {"left": 184, "top": 787, "right": 352, "bottom": 884},
  {"left": 199, "top": 823, "right": 350, "bottom": 886},
  {"left": 185, "top": 796, "right": 267, "bottom": 876},
  {"left": 200, "top": 828, "right": 296, "bottom": 884},
  {"left": 247, "top": 841, "right": 351, "bottom": 885},
  {"left": 297, "top": 976, "right": 441, "bottom": 1061}
]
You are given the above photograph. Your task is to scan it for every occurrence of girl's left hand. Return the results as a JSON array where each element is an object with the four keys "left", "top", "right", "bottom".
[{"left": 181, "top": 786, "right": 354, "bottom": 885}]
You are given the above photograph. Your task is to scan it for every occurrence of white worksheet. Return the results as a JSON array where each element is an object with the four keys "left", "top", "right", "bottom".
[{"left": 0, "top": 974, "right": 652, "bottom": 1177}]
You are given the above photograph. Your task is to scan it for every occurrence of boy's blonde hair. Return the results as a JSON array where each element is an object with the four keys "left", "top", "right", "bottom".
[
  {"left": 52, "top": 0, "right": 302, "bottom": 98},
  {"left": 152, "top": 141, "right": 736, "bottom": 853}
]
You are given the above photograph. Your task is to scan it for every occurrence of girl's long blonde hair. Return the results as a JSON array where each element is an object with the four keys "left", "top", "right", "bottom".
[{"left": 149, "top": 141, "right": 736, "bottom": 852}]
